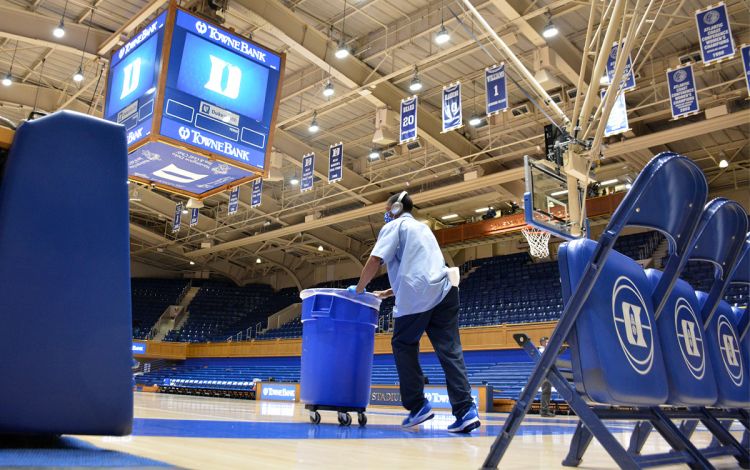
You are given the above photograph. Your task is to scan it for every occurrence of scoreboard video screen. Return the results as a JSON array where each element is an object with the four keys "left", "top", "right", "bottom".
[
  {"left": 105, "top": 11, "right": 166, "bottom": 148},
  {"left": 161, "top": 10, "right": 283, "bottom": 171}
]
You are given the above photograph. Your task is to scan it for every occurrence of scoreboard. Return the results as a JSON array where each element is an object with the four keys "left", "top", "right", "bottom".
[{"left": 105, "top": 6, "right": 285, "bottom": 198}]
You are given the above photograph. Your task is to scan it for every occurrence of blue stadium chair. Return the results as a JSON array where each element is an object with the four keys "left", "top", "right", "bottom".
[
  {"left": 0, "top": 111, "right": 133, "bottom": 435},
  {"left": 483, "top": 153, "right": 717, "bottom": 469},
  {"left": 624, "top": 202, "right": 749, "bottom": 464}
]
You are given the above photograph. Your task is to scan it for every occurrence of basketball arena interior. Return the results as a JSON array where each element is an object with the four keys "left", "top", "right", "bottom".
[{"left": 0, "top": 0, "right": 748, "bottom": 468}]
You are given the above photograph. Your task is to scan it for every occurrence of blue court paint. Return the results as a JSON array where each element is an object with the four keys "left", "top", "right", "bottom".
[{"left": 131, "top": 417, "right": 630, "bottom": 440}]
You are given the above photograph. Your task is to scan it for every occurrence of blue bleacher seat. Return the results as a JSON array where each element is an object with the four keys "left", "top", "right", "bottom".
[{"left": 0, "top": 111, "right": 132, "bottom": 435}]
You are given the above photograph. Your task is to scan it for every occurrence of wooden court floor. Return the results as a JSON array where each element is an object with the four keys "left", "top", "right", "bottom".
[{"left": 76, "top": 392, "right": 744, "bottom": 469}]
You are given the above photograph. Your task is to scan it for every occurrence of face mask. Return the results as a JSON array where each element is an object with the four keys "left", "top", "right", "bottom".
[{"left": 384, "top": 211, "right": 394, "bottom": 224}]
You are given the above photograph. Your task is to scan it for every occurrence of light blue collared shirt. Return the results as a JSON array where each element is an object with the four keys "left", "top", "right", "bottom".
[{"left": 371, "top": 213, "right": 452, "bottom": 317}]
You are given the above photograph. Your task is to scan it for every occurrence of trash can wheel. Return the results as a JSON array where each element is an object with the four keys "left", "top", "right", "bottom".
[
  {"left": 309, "top": 411, "right": 321, "bottom": 424},
  {"left": 337, "top": 412, "right": 352, "bottom": 426},
  {"left": 357, "top": 412, "right": 367, "bottom": 426}
]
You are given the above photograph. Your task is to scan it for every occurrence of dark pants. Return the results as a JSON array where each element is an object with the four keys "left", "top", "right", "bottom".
[
  {"left": 391, "top": 287, "right": 473, "bottom": 417},
  {"left": 541, "top": 380, "right": 552, "bottom": 413}
]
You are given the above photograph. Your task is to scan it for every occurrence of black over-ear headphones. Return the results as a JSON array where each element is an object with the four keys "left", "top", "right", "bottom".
[{"left": 390, "top": 191, "right": 408, "bottom": 216}]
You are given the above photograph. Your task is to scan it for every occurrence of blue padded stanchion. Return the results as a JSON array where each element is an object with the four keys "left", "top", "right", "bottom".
[
  {"left": 0, "top": 111, "right": 133, "bottom": 436},
  {"left": 482, "top": 152, "right": 711, "bottom": 469}
]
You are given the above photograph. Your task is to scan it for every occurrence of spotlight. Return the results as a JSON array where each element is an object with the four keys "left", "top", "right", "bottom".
[
  {"left": 189, "top": 261, "right": 196, "bottom": 265},
  {"left": 317, "top": 245, "right": 324, "bottom": 252},
  {"left": 368, "top": 148, "right": 380, "bottom": 160},
  {"left": 256, "top": 257, "right": 262, "bottom": 264},
  {"left": 435, "top": 23, "right": 450, "bottom": 45},
  {"left": 323, "top": 79, "right": 335, "bottom": 97},
  {"left": 468, "top": 114, "right": 482, "bottom": 127},
  {"left": 290, "top": 178, "right": 300, "bottom": 186},
  {"left": 542, "top": 18, "right": 559, "bottom": 38},
  {"left": 719, "top": 159, "right": 729, "bottom": 168},
  {"left": 308, "top": 112, "right": 320, "bottom": 133},
  {"left": 73, "top": 66, "right": 84, "bottom": 82},
  {"left": 1, "top": 73, "right": 11, "bottom": 87},
  {"left": 53, "top": 19, "right": 65, "bottom": 38},
  {"left": 409, "top": 67, "right": 423, "bottom": 92},
  {"left": 335, "top": 40, "right": 349, "bottom": 59}
]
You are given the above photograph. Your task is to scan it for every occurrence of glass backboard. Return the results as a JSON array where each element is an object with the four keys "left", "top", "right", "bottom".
[{"left": 524, "top": 155, "right": 588, "bottom": 240}]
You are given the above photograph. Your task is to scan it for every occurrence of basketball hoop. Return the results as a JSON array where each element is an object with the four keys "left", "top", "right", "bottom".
[{"left": 522, "top": 226, "right": 551, "bottom": 258}]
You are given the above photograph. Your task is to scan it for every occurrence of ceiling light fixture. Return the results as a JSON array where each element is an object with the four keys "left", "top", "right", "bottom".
[
  {"left": 323, "top": 79, "right": 335, "bottom": 97},
  {"left": 290, "top": 177, "right": 300, "bottom": 186},
  {"left": 474, "top": 207, "right": 489, "bottom": 213},
  {"left": 550, "top": 189, "right": 568, "bottom": 197},
  {"left": 256, "top": 258, "right": 262, "bottom": 264},
  {"left": 1, "top": 73, "right": 11, "bottom": 87},
  {"left": 308, "top": 111, "right": 320, "bottom": 133},
  {"left": 435, "top": 23, "right": 450, "bottom": 45},
  {"left": 468, "top": 113, "right": 482, "bottom": 127},
  {"left": 335, "top": 0, "right": 350, "bottom": 59},
  {"left": 189, "top": 261, "right": 196, "bottom": 265},
  {"left": 53, "top": 0, "right": 69, "bottom": 38},
  {"left": 719, "top": 159, "right": 729, "bottom": 168},
  {"left": 542, "top": 11, "right": 559, "bottom": 39},
  {"left": 317, "top": 245, "right": 324, "bottom": 252},
  {"left": 441, "top": 214, "right": 459, "bottom": 220},
  {"left": 2, "top": 41, "right": 18, "bottom": 87},
  {"left": 409, "top": 66, "right": 423, "bottom": 92},
  {"left": 600, "top": 178, "right": 619, "bottom": 186},
  {"left": 369, "top": 148, "right": 380, "bottom": 160},
  {"left": 72, "top": 66, "right": 84, "bottom": 82}
]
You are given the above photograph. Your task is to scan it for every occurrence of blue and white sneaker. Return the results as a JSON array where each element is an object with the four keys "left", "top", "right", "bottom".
[
  {"left": 402, "top": 402, "right": 434, "bottom": 428},
  {"left": 447, "top": 404, "right": 481, "bottom": 433}
]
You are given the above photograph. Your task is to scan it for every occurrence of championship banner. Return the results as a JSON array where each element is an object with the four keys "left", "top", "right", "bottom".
[
  {"left": 328, "top": 143, "right": 343, "bottom": 183},
  {"left": 667, "top": 64, "right": 700, "bottom": 120},
  {"left": 301, "top": 153, "right": 315, "bottom": 192},
  {"left": 606, "top": 42, "right": 636, "bottom": 91},
  {"left": 601, "top": 89, "right": 630, "bottom": 137},
  {"left": 695, "top": 3, "right": 735, "bottom": 65},
  {"left": 741, "top": 44, "right": 750, "bottom": 97},
  {"left": 251, "top": 179, "right": 263, "bottom": 208},
  {"left": 172, "top": 202, "right": 182, "bottom": 233},
  {"left": 442, "top": 82, "right": 462, "bottom": 132},
  {"left": 485, "top": 64, "right": 508, "bottom": 115},
  {"left": 189, "top": 208, "right": 199, "bottom": 227},
  {"left": 228, "top": 187, "right": 240, "bottom": 215},
  {"left": 399, "top": 96, "right": 418, "bottom": 143}
]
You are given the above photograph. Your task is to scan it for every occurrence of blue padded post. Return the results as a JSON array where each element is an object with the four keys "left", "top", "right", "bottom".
[{"left": 0, "top": 111, "right": 133, "bottom": 436}]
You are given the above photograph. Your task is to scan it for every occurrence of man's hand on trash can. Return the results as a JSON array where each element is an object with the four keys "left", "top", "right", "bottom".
[
  {"left": 373, "top": 289, "right": 393, "bottom": 299},
  {"left": 347, "top": 285, "right": 365, "bottom": 295}
]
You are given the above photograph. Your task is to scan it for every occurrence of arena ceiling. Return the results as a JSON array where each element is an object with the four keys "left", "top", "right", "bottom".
[{"left": 0, "top": 0, "right": 748, "bottom": 285}]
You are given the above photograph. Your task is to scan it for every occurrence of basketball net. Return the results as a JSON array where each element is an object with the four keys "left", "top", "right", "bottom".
[{"left": 522, "top": 226, "right": 551, "bottom": 258}]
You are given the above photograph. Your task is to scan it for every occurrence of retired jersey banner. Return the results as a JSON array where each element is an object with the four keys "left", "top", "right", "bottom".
[
  {"left": 601, "top": 89, "right": 629, "bottom": 137},
  {"left": 696, "top": 3, "right": 735, "bottom": 65},
  {"left": 301, "top": 153, "right": 315, "bottom": 193},
  {"left": 172, "top": 202, "right": 183, "bottom": 233},
  {"left": 189, "top": 208, "right": 199, "bottom": 227},
  {"left": 328, "top": 143, "right": 343, "bottom": 183},
  {"left": 485, "top": 64, "right": 508, "bottom": 115},
  {"left": 251, "top": 179, "right": 263, "bottom": 208},
  {"left": 742, "top": 44, "right": 750, "bottom": 97},
  {"left": 606, "top": 42, "right": 636, "bottom": 91},
  {"left": 228, "top": 187, "right": 240, "bottom": 215},
  {"left": 442, "top": 83, "right": 462, "bottom": 132},
  {"left": 667, "top": 64, "right": 699, "bottom": 119},
  {"left": 399, "top": 96, "right": 418, "bottom": 143}
]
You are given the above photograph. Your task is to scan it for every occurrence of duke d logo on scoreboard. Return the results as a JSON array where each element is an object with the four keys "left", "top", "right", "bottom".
[
  {"left": 204, "top": 55, "right": 242, "bottom": 99},
  {"left": 612, "top": 276, "right": 655, "bottom": 375},
  {"left": 120, "top": 59, "right": 142, "bottom": 99}
]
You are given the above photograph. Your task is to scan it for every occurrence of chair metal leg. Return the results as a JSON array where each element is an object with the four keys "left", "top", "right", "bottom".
[
  {"left": 628, "top": 421, "right": 653, "bottom": 455},
  {"left": 648, "top": 407, "right": 714, "bottom": 470},
  {"left": 695, "top": 408, "right": 750, "bottom": 469},
  {"left": 562, "top": 421, "right": 593, "bottom": 467}
]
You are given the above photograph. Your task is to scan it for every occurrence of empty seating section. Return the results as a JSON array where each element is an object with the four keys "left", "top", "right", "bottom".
[
  {"left": 253, "top": 231, "right": 668, "bottom": 339},
  {"left": 459, "top": 253, "right": 562, "bottom": 327},
  {"left": 163, "top": 283, "right": 298, "bottom": 342},
  {"left": 135, "top": 351, "right": 560, "bottom": 402},
  {"left": 131, "top": 279, "right": 188, "bottom": 339}
]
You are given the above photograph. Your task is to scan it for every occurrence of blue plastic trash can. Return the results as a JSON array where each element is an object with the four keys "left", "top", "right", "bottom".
[{"left": 300, "top": 288, "right": 381, "bottom": 413}]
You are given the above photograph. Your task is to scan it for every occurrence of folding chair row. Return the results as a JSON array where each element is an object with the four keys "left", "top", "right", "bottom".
[{"left": 483, "top": 152, "right": 748, "bottom": 470}]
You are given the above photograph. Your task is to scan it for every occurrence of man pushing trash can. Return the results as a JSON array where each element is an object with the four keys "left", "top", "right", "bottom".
[{"left": 349, "top": 191, "right": 480, "bottom": 433}]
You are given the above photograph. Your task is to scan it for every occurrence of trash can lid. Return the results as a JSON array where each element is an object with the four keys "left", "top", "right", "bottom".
[{"left": 300, "top": 288, "right": 382, "bottom": 310}]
